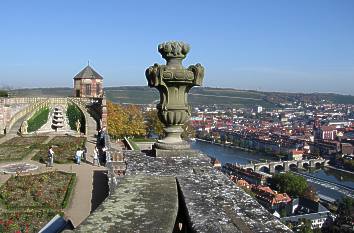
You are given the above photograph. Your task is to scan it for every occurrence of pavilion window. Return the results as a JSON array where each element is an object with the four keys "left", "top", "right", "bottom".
[
  {"left": 85, "top": 84, "right": 91, "bottom": 96},
  {"left": 96, "top": 84, "right": 101, "bottom": 95}
]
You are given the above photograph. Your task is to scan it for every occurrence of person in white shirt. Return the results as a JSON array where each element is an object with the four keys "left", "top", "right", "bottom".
[
  {"left": 93, "top": 146, "right": 100, "bottom": 166},
  {"left": 47, "top": 146, "right": 54, "bottom": 167},
  {"left": 75, "top": 148, "right": 83, "bottom": 165}
]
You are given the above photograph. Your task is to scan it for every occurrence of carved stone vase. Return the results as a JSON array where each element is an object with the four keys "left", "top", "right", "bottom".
[{"left": 146, "top": 41, "right": 204, "bottom": 150}]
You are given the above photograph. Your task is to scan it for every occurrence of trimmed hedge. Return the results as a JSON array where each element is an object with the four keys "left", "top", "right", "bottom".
[
  {"left": 27, "top": 107, "right": 49, "bottom": 132},
  {"left": 62, "top": 173, "right": 76, "bottom": 209},
  {"left": 66, "top": 104, "right": 85, "bottom": 133}
]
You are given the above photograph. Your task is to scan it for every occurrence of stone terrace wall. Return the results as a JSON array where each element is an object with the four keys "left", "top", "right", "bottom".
[
  {"left": 1, "top": 97, "right": 93, "bottom": 135},
  {"left": 75, "top": 149, "right": 292, "bottom": 233}
]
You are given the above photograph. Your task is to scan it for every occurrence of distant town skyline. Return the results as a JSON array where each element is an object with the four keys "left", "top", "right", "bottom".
[{"left": 0, "top": 0, "right": 353, "bottom": 94}]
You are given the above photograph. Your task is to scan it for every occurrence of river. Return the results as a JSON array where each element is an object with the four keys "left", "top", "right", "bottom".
[{"left": 191, "top": 140, "right": 354, "bottom": 200}]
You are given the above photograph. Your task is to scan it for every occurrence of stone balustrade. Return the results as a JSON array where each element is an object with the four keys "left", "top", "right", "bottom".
[
  {"left": 2, "top": 97, "right": 91, "bottom": 135},
  {"left": 5, "top": 98, "right": 50, "bottom": 134}
]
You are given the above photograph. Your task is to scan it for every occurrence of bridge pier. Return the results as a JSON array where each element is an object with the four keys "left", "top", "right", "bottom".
[
  {"left": 310, "top": 160, "right": 316, "bottom": 168},
  {"left": 269, "top": 165, "right": 275, "bottom": 174},
  {"left": 284, "top": 163, "right": 290, "bottom": 172}
]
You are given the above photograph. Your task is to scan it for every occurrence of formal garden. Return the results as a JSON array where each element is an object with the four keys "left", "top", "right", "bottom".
[
  {"left": 32, "top": 136, "right": 86, "bottom": 164},
  {"left": 0, "top": 146, "right": 33, "bottom": 162},
  {"left": 0, "top": 102, "right": 90, "bottom": 232},
  {"left": 0, "top": 171, "right": 76, "bottom": 232},
  {"left": 2, "top": 136, "right": 48, "bottom": 146},
  {"left": 0, "top": 136, "right": 49, "bottom": 162}
]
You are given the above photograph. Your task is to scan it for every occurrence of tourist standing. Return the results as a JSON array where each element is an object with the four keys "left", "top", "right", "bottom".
[
  {"left": 47, "top": 146, "right": 54, "bottom": 167},
  {"left": 83, "top": 146, "right": 87, "bottom": 162},
  {"left": 93, "top": 146, "right": 99, "bottom": 166},
  {"left": 75, "top": 148, "right": 82, "bottom": 165}
]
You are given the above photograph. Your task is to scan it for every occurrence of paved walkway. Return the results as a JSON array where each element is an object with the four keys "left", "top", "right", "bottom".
[
  {"left": 0, "top": 107, "right": 108, "bottom": 227},
  {"left": 63, "top": 111, "right": 106, "bottom": 226}
]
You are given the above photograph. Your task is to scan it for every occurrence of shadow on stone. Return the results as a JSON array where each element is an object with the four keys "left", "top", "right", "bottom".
[
  {"left": 91, "top": 170, "right": 109, "bottom": 213},
  {"left": 174, "top": 178, "right": 195, "bottom": 233},
  {"left": 141, "top": 149, "right": 156, "bottom": 158}
]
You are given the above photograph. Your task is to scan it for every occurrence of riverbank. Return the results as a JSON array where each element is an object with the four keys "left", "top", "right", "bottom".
[
  {"left": 195, "top": 138, "right": 281, "bottom": 161},
  {"left": 196, "top": 138, "right": 255, "bottom": 153},
  {"left": 325, "top": 164, "right": 354, "bottom": 175},
  {"left": 192, "top": 140, "right": 354, "bottom": 201}
]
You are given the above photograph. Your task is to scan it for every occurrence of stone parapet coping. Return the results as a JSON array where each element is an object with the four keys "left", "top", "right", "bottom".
[{"left": 73, "top": 150, "right": 292, "bottom": 233}]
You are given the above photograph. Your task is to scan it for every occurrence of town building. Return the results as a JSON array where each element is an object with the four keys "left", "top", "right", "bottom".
[
  {"left": 281, "top": 197, "right": 333, "bottom": 229},
  {"left": 222, "top": 163, "right": 271, "bottom": 185},
  {"left": 341, "top": 142, "right": 353, "bottom": 155},
  {"left": 288, "top": 149, "right": 304, "bottom": 161},
  {"left": 236, "top": 179, "right": 251, "bottom": 189},
  {"left": 73, "top": 65, "right": 103, "bottom": 98},
  {"left": 314, "top": 125, "right": 338, "bottom": 141},
  {"left": 251, "top": 185, "right": 292, "bottom": 213}
]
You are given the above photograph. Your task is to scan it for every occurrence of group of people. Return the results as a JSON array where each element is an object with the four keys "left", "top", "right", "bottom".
[
  {"left": 45, "top": 127, "right": 107, "bottom": 167},
  {"left": 46, "top": 145, "right": 101, "bottom": 167}
]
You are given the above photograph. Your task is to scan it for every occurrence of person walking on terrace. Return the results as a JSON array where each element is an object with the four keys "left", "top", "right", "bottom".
[
  {"left": 93, "top": 146, "right": 100, "bottom": 166},
  {"left": 47, "top": 146, "right": 54, "bottom": 167},
  {"left": 75, "top": 148, "right": 83, "bottom": 165},
  {"left": 82, "top": 146, "right": 87, "bottom": 162}
]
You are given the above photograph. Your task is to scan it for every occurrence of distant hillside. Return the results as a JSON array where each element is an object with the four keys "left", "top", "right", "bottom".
[
  {"left": 9, "top": 86, "right": 354, "bottom": 107},
  {"left": 106, "top": 86, "right": 354, "bottom": 107},
  {"left": 10, "top": 88, "right": 72, "bottom": 97}
]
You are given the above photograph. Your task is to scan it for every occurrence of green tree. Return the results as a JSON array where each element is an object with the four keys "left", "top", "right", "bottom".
[
  {"left": 335, "top": 197, "right": 354, "bottom": 227},
  {"left": 0, "top": 90, "right": 8, "bottom": 97},
  {"left": 279, "top": 208, "right": 287, "bottom": 218},
  {"left": 298, "top": 219, "right": 313, "bottom": 233},
  {"left": 270, "top": 172, "right": 308, "bottom": 197}
]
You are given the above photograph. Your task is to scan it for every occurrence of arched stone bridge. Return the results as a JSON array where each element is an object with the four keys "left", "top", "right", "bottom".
[{"left": 240, "top": 158, "right": 328, "bottom": 173}]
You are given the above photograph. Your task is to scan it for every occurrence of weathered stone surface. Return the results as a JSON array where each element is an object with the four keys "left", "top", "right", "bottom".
[
  {"left": 74, "top": 175, "right": 178, "bottom": 233},
  {"left": 75, "top": 149, "right": 291, "bottom": 232},
  {"left": 154, "top": 148, "right": 200, "bottom": 157},
  {"left": 122, "top": 151, "right": 292, "bottom": 232}
]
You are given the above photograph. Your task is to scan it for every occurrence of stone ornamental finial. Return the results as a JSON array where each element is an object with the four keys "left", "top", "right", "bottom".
[
  {"left": 146, "top": 41, "right": 204, "bottom": 154},
  {"left": 158, "top": 41, "right": 190, "bottom": 60}
]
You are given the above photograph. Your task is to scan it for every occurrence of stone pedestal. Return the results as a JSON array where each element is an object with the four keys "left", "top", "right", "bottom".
[{"left": 153, "top": 147, "right": 200, "bottom": 158}]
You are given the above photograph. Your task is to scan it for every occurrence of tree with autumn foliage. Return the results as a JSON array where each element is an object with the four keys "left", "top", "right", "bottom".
[
  {"left": 125, "top": 105, "right": 146, "bottom": 136},
  {"left": 181, "top": 120, "right": 196, "bottom": 140},
  {"left": 144, "top": 109, "right": 195, "bottom": 140},
  {"left": 144, "top": 109, "right": 165, "bottom": 138},
  {"left": 107, "top": 101, "right": 146, "bottom": 139}
]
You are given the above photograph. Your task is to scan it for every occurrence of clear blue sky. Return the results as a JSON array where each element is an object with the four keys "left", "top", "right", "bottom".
[{"left": 0, "top": 0, "right": 353, "bottom": 94}]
